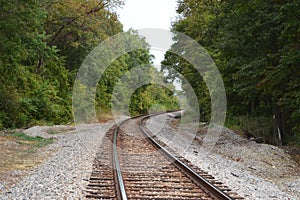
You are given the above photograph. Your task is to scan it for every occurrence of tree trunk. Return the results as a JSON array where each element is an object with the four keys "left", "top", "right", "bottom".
[
  {"left": 36, "top": 56, "right": 43, "bottom": 74},
  {"left": 272, "top": 106, "right": 284, "bottom": 146}
]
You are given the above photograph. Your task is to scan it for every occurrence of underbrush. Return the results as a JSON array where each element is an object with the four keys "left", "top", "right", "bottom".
[
  {"left": 97, "top": 112, "right": 115, "bottom": 123},
  {"left": 226, "top": 115, "right": 300, "bottom": 148},
  {"left": 225, "top": 115, "right": 274, "bottom": 143},
  {"left": 10, "top": 132, "right": 54, "bottom": 148}
]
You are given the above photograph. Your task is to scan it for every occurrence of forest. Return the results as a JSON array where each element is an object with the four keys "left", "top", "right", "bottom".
[
  {"left": 163, "top": 0, "right": 300, "bottom": 146},
  {"left": 0, "top": 0, "right": 178, "bottom": 129},
  {"left": 0, "top": 0, "right": 299, "bottom": 147}
]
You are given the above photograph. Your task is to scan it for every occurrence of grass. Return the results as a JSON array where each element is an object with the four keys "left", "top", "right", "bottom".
[
  {"left": 97, "top": 112, "right": 115, "bottom": 123},
  {"left": 0, "top": 131, "right": 55, "bottom": 176},
  {"left": 47, "top": 130, "right": 60, "bottom": 135},
  {"left": 10, "top": 132, "right": 54, "bottom": 148},
  {"left": 0, "top": 131, "right": 55, "bottom": 189}
]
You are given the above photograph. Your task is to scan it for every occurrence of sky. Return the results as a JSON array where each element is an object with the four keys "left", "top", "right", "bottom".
[
  {"left": 117, "top": 0, "right": 178, "bottom": 65},
  {"left": 118, "top": 0, "right": 177, "bottom": 31}
]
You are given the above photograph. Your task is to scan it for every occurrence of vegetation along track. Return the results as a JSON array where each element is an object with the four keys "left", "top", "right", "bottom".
[{"left": 85, "top": 113, "right": 243, "bottom": 199}]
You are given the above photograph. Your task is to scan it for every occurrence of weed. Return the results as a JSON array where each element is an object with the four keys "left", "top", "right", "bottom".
[
  {"left": 47, "top": 130, "right": 59, "bottom": 135},
  {"left": 11, "top": 132, "right": 54, "bottom": 148}
]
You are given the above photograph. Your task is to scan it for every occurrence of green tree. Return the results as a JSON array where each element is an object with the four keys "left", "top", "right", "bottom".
[
  {"left": 95, "top": 30, "right": 178, "bottom": 116},
  {"left": 164, "top": 0, "right": 300, "bottom": 145},
  {"left": 216, "top": 0, "right": 300, "bottom": 145},
  {"left": 0, "top": 0, "right": 68, "bottom": 127},
  {"left": 43, "top": 0, "right": 123, "bottom": 71},
  {"left": 0, "top": 0, "right": 98, "bottom": 127}
]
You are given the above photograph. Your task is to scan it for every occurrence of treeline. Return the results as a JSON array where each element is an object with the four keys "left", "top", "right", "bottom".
[
  {"left": 0, "top": 0, "right": 177, "bottom": 128},
  {"left": 163, "top": 0, "right": 300, "bottom": 145}
]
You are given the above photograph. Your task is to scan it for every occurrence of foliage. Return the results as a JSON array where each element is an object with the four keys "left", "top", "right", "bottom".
[
  {"left": 0, "top": 0, "right": 64, "bottom": 127},
  {"left": 96, "top": 30, "right": 179, "bottom": 117},
  {"left": 164, "top": 0, "right": 300, "bottom": 145},
  {"left": 129, "top": 83, "right": 179, "bottom": 116},
  {"left": 0, "top": 0, "right": 182, "bottom": 129},
  {"left": 43, "top": 0, "right": 123, "bottom": 71},
  {"left": 0, "top": 0, "right": 123, "bottom": 128}
]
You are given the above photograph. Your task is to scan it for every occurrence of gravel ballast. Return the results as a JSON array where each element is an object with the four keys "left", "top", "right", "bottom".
[
  {"left": 1, "top": 114, "right": 299, "bottom": 199},
  {"left": 146, "top": 114, "right": 300, "bottom": 200},
  {"left": 0, "top": 120, "right": 120, "bottom": 199}
]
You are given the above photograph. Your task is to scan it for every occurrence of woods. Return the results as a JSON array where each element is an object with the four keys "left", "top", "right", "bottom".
[
  {"left": 1, "top": 0, "right": 299, "bottom": 147},
  {"left": 163, "top": 0, "right": 300, "bottom": 145},
  {"left": 0, "top": 0, "right": 177, "bottom": 128}
]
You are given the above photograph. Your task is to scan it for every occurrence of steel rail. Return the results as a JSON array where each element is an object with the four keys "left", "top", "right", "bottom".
[
  {"left": 113, "top": 112, "right": 234, "bottom": 200},
  {"left": 113, "top": 119, "right": 129, "bottom": 200},
  {"left": 112, "top": 113, "right": 169, "bottom": 200},
  {"left": 139, "top": 114, "right": 234, "bottom": 200}
]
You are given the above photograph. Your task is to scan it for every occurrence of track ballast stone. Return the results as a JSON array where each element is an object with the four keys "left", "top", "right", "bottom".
[
  {"left": 0, "top": 121, "right": 118, "bottom": 200},
  {"left": 147, "top": 114, "right": 300, "bottom": 200}
]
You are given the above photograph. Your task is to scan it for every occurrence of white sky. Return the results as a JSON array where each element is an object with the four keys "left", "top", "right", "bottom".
[
  {"left": 118, "top": 0, "right": 177, "bottom": 31},
  {"left": 117, "top": 0, "right": 178, "bottom": 65},
  {"left": 117, "top": 0, "right": 181, "bottom": 90}
]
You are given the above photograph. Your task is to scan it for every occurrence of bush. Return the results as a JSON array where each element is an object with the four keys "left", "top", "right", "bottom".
[{"left": 226, "top": 115, "right": 274, "bottom": 143}]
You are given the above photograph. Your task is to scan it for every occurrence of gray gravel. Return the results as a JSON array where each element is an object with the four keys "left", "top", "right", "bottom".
[
  {"left": 1, "top": 114, "right": 299, "bottom": 200},
  {"left": 147, "top": 114, "right": 300, "bottom": 200},
  {"left": 0, "top": 121, "right": 118, "bottom": 199}
]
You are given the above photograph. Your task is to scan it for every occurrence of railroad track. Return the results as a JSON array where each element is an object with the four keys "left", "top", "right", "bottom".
[{"left": 85, "top": 113, "right": 243, "bottom": 199}]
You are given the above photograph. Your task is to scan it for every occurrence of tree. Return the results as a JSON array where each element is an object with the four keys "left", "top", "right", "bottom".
[
  {"left": 95, "top": 30, "right": 178, "bottom": 116},
  {"left": 43, "top": 0, "right": 123, "bottom": 71},
  {"left": 216, "top": 0, "right": 300, "bottom": 145},
  {"left": 0, "top": 0, "right": 68, "bottom": 127},
  {"left": 162, "top": 0, "right": 221, "bottom": 121},
  {"left": 164, "top": 0, "right": 300, "bottom": 145}
]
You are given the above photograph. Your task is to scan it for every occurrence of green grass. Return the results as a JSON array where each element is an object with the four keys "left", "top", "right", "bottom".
[
  {"left": 11, "top": 132, "right": 54, "bottom": 148},
  {"left": 47, "top": 130, "right": 60, "bottom": 135}
]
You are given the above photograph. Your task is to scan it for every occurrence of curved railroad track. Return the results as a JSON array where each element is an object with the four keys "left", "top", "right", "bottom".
[{"left": 85, "top": 113, "right": 243, "bottom": 199}]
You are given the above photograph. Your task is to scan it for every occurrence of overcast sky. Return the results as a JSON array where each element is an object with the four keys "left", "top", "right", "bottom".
[
  {"left": 118, "top": 0, "right": 177, "bottom": 31},
  {"left": 116, "top": 0, "right": 181, "bottom": 90},
  {"left": 117, "top": 0, "right": 178, "bottom": 65}
]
